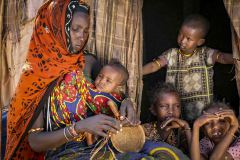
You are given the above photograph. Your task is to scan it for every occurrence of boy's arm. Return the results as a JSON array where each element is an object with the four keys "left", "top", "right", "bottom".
[
  {"left": 213, "top": 51, "right": 234, "bottom": 64},
  {"left": 142, "top": 56, "right": 168, "bottom": 75}
]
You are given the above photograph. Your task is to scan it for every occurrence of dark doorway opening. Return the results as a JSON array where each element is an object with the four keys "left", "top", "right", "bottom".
[{"left": 141, "top": 0, "right": 239, "bottom": 122}]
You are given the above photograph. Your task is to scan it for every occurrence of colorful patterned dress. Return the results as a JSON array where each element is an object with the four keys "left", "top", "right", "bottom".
[
  {"left": 163, "top": 46, "right": 216, "bottom": 121},
  {"left": 44, "top": 70, "right": 123, "bottom": 159}
]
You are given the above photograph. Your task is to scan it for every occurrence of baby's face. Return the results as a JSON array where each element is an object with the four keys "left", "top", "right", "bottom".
[
  {"left": 203, "top": 107, "right": 230, "bottom": 144},
  {"left": 153, "top": 93, "right": 181, "bottom": 122},
  {"left": 177, "top": 25, "right": 204, "bottom": 53},
  {"left": 94, "top": 66, "right": 122, "bottom": 93}
]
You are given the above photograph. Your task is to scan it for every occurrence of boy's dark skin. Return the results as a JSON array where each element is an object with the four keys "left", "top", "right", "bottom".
[
  {"left": 143, "top": 15, "right": 234, "bottom": 123},
  {"left": 143, "top": 21, "right": 233, "bottom": 75}
]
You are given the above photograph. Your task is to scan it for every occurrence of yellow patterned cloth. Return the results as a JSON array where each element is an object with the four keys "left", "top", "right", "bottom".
[{"left": 163, "top": 46, "right": 216, "bottom": 121}]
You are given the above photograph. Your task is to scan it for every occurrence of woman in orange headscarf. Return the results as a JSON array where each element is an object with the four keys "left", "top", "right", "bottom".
[
  {"left": 5, "top": 0, "right": 139, "bottom": 159},
  {"left": 5, "top": 0, "right": 192, "bottom": 159}
]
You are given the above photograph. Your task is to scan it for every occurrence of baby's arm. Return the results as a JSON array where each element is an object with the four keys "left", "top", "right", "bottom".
[
  {"left": 213, "top": 51, "right": 234, "bottom": 64},
  {"left": 142, "top": 55, "right": 168, "bottom": 75},
  {"left": 208, "top": 110, "right": 238, "bottom": 160},
  {"left": 191, "top": 114, "right": 219, "bottom": 160}
]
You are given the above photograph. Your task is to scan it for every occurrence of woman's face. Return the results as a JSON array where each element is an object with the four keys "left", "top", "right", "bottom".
[
  {"left": 70, "top": 12, "right": 90, "bottom": 53},
  {"left": 153, "top": 92, "right": 181, "bottom": 122},
  {"left": 203, "top": 107, "right": 230, "bottom": 144}
]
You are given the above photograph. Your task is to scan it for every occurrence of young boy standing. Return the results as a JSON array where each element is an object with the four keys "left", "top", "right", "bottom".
[{"left": 143, "top": 14, "right": 233, "bottom": 122}]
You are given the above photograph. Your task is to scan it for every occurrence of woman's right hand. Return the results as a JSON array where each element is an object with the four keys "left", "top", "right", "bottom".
[{"left": 75, "top": 114, "right": 121, "bottom": 137}]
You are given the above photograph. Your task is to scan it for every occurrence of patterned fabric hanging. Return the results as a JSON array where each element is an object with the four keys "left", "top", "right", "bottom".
[
  {"left": 85, "top": 0, "right": 144, "bottom": 117},
  {"left": 223, "top": 0, "right": 240, "bottom": 96}
]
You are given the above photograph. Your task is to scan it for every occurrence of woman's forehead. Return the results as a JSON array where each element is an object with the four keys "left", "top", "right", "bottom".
[
  {"left": 72, "top": 12, "right": 89, "bottom": 21},
  {"left": 71, "top": 12, "right": 90, "bottom": 27}
]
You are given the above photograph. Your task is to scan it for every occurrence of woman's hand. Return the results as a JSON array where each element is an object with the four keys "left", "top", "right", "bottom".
[
  {"left": 160, "top": 117, "right": 190, "bottom": 131},
  {"left": 76, "top": 114, "right": 121, "bottom": 137},
  {"left": 119, "top": 98, "right": 140, "bottom": 126}
]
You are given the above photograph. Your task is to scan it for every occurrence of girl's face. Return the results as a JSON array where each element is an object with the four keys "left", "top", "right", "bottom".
[
  {"left": 70, "top": 12, "right": 90, "bottom": 53},
  {"left": 177, "top": 25, "right": 204, "bottom": 53},
  {"left": 94, "top": 66, "right": 122, "bottom": 93},
  {"left": 153, "top": 92, "right": 181, "bottom": 122},
  {"left": 203, "top": 107, "right": 231, "bottom": 144}
]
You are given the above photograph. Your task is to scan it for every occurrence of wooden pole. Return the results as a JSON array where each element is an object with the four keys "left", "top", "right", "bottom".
[
  {"left": 0, "top": 0, "right": 5, "bottom": 158},
  {"left": 0, "top": 108, "right": 2, "bottom": 160}
]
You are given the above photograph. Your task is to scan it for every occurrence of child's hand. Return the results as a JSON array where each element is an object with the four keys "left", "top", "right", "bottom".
[
  {"left": 194, "top": 113, "right": 219, "bottom": 129},
  {"left": 160, "top": 117, "right": 190, "bottom": 131},
  {"left": 216, "top": 109, "right": 238, "bottom": 128}
]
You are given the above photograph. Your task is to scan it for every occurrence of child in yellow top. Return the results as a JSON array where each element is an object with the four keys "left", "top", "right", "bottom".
[{"left": 143, "top": 14, "right": 233, "bottom": 122}]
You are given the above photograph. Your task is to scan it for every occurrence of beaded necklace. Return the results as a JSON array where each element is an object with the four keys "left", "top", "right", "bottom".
[{"left": 178, "top": 48, "right": 197, "bottom": 58}]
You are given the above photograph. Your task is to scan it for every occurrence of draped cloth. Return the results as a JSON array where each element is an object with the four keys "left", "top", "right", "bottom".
[
  {"left": 223, "top": 0, "right": 240, "bottom": 96},
  {"left": 0, "top": 0, "right": 46, "bottom": 109},
  {"left": 5, "top": 0, "right": 85, "bottom": 159},
  {"left": 85, "top": 0, "right": 144, "bottom": 117}
]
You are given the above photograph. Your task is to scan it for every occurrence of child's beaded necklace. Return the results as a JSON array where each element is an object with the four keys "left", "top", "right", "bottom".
[{"left": 178, "top": 48, "right": 198, "bottom": 58}]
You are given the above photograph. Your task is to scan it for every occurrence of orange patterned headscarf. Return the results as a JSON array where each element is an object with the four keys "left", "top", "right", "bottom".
[{"left": 5, "top": 0, "right": 88, "bottom": 159}]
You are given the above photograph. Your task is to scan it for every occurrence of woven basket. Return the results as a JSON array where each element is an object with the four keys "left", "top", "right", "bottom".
[{"left": 110, "top": 125, "right": 145, "bottom": 153}]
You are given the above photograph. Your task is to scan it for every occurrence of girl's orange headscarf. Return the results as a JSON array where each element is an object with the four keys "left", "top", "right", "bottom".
[{"left": 5, "top": 0, "right": 87, "bottom": 159}]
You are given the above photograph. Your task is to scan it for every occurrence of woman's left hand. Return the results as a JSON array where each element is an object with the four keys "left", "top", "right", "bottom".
[
  {"left": 160, "top": 117, "right": 190, "bottom": 131},
  {"left": 119, "top": 98, "right": 140, "bottom": 126}
]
